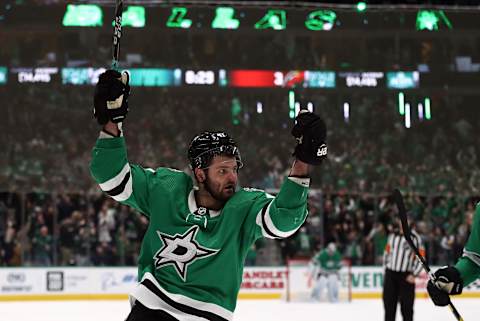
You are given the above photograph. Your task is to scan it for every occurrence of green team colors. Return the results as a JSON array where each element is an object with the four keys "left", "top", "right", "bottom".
[
  {"left": 313, "top": 249, "right": 342, "bottom": 272},
  {"left": 90, "top": 136, "right": 309, "bottom": 320},
  {"left": 455, "top": 203, "right": 480, "bottom": 286}
]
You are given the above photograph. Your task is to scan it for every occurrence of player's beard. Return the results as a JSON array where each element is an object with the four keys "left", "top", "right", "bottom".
[{"left": 204, "top": 176, "right": 236, "bottom": 203}]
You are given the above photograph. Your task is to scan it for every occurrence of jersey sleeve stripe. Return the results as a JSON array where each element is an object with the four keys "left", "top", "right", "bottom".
[
  {"left": 104, "top": 171, "right": 130, "bottom": 197},
  {"left": 262, "top": 201, "right": 304, "bottom": 238},
  {"left": 463, "top": 250, "right": 480, "bottom": 267},
  {"left": 99, "top": 163, "right": 130, "bottom": 191},
  {"left": 255, "top": 202, "right": 279, "bottom": 239},
  {"left": 108, "top": 172, "right": 133, "bottom": 202},
  {"left": 98, "top": 163, "right": 133, "bottom": 202}
]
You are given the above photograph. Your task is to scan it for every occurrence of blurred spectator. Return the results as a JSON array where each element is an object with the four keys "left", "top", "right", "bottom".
[
  {"left": 97, "top": 202, "right": 116, "bottom": 244},
  {"left": 31, "top": 225, "right": 52, "bottom": 266}
]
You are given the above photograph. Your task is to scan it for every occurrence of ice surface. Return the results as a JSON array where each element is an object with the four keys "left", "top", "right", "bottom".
[{"left": 0, "top": 299, "right": 478, "bottom": 321}]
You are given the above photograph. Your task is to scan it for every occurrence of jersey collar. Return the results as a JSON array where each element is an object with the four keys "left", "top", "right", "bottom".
[{"left": 187, "top": 189, "right": 221, "bottom": 218}]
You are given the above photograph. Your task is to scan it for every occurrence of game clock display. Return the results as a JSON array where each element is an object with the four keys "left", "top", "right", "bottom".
[{"left": 184, "top": 70, "right": 216, "bottom": 85}]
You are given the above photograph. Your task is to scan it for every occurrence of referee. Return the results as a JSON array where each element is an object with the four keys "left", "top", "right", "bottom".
[{"left": 382, "top": 218, "right": 424, "bottom": 321}]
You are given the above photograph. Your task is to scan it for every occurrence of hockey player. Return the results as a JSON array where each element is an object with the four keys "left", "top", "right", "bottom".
[
  {"left": 90, "top": 70, "right": 328, "bottom": 321},
  {"left": 310, "top": 242, "right": 342, "bottom": 302},
  {"left": 427, "top": 202, "right": 480, "bottom": 306}
]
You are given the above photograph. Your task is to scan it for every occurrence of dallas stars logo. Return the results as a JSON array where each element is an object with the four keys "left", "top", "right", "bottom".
[{"left": 154, "top": 225, "right": 219, "bottom": 281}]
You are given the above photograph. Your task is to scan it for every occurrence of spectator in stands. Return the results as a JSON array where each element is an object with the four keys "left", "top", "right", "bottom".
[{"left": 31, "top": 225, "right": 52, "bottom": 266}]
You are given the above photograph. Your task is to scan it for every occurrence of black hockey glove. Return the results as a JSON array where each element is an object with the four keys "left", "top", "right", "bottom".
[
  {"left": 291, "top": 111, "right": 327, "bottom": 165},
  {"left": 93, "top": 69, "right": 130, "bottom": 125},
  {"left": 427, "top": 266, "right": 463, "bottom": 306}
]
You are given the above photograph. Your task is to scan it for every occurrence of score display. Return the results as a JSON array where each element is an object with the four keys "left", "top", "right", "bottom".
[
  {"left": 62, "top": 67, "right": 106, "bottom": 85},
  {"left": 387, "top": 71, "right": 419, "bottom": 89},
  {"left": 338, "top": 72, "right": 384, "bottom": 88},
  {"left": 129, "top": 69, "right": 181, "bottom": 86},
  {"left": 11, "top": 67, "right": 59, "bottom": 83},
  {"left": 223, "top": 70, "right": 335, "bottom": 88},
  {"left": 305, "top": 71, "right": 335, "bottom": 88},
  {"left": 0, "top": 66, "right": 423, "bottom": 89},
  {"left": 184, "top": 70, "right": 216, "bottom": 85}
]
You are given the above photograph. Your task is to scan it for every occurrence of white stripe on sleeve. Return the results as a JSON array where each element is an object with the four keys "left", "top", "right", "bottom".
[{"left": 99, "top": 163, "right": 130, "bottom": 191}]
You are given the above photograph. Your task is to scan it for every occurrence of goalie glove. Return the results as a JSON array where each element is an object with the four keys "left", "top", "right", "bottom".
[
  {"left": 93, "top": 69, "right": 130, "bottom": 125},
  {"left": 427, "top": 266, "right": 463, "bottom": 306},
  {"left": 291, "top": 111, "right": 327, "bottom": 165}
]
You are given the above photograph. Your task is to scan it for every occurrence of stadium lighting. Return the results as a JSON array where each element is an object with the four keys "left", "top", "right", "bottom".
[
  {"left": 425, "top": 97, "right": 431, "bottom": 119},
  {"left": 343, "top": 102, "right": 350, "bottom": 123},
  {"left": 418, "top": 103, "right": 424, "bottom": 120},
  {"left": 256, "top": 102, "right": 263, "bottom": 114},
  {"left": 294, "top": 102, "right": 301, "bottom": 119},
  {"left": 398, "top": 92, "right": 405, "bottom": 115},
  {"left": 357, "top": 2, "right": 367, "bottom": 12},
  {"left": 0, "top": 67, "right": 6, "bottom": 84},
  {"left": 289, "top": 90, "right": 295, "bottom": 119},
  {"left": 404, "top": 103, "right": 411, "bottom": 128},
  {"left": 231, "top": 98, "right": 241, "bottom": 125}
]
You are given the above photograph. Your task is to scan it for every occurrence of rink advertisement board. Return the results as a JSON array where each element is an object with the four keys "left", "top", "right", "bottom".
[{"left": 1, "top": 266, "right": 479, "bottom": 301}]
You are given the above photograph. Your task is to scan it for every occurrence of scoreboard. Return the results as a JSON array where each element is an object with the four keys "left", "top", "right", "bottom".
[
  {"left": 223, "top": 70, "right": 335, "bottom": 88},
  {"left": 10, "top": 68, "right": 59, "bottom": 84},
  {"left": 1, "top": 66, "right": 421, "bottom": 89}
]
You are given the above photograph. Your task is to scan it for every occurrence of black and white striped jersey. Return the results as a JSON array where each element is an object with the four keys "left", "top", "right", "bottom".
[{"left": 383, "top": 231, "right": 424, "bottom": 276}]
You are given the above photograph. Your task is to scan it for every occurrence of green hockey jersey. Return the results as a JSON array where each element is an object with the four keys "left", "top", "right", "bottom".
[
  {"left": 313, "top": 249, "right": 342, "bottom": 273},
  {"left": 90, "top": 136, "right": 309, "bottom": 320},
  {"left": 455, "top": 202, "right": 480, "bottom": 286}
]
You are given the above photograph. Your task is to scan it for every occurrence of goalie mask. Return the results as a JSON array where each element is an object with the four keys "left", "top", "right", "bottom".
[{"left": 188, "top": 131, "right": 243, "bottom": 170}]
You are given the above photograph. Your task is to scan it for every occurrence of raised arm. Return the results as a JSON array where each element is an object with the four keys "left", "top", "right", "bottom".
[
  {"left": 89, "top": 70, "right": 152, "bottom": 217},
  {"left": 248, "top": 111, "right": 327, "bottom": 242}
]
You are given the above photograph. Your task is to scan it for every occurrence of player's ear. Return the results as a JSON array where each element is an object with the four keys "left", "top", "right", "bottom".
[{"left": 195, "top": 168, "right": 206, "bottom": 183}]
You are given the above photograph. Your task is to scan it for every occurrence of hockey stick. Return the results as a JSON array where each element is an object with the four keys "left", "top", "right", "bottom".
[
  {"left": 392, "top": 189, "right": 464, "bottom": 321},
  {"left": 111, "top": 0, "right": 124, "bottom": 69}
]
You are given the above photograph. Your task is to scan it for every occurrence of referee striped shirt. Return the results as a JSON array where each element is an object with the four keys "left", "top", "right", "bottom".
[{"left": 383, "top": 231, "right": 425, "bottom": 276}]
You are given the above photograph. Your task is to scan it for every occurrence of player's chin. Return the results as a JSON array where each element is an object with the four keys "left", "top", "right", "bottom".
[{"left": 222, "top": 187, "right": 235, "bottom": 199}]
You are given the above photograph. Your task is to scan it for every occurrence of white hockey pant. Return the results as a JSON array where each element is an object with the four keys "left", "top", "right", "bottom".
[{"left": 311, "top": 274, "right": 339, "bottom": 302}]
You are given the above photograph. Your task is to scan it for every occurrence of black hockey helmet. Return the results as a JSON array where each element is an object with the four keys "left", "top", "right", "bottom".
[{"left": 188, "top": 131, "right": 243, "bottom": 169}]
